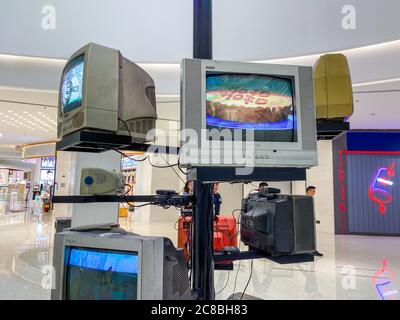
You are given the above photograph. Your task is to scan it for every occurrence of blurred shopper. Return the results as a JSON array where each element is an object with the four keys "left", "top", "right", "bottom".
[
  {"left": 306, "top": 186, "right": 316, "bottom": 197},
  {"left": 306, "top": 186, "right": 323, "bottom": 257},
  {"left": 181, "top": 181, "right": 193, "bottom": 217},
  {"left": 258, "top": 182, "right": 269, "bottom": 192},
  {"left": 183, "top": 181, "right": 193, "bottom": 196},
  {"left": 213, "top": 183, "right": 222, "bottom": 216}
]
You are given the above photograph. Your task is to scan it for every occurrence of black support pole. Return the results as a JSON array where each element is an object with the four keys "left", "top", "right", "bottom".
[
  {"left": 192, "top": 181, "right": 215, "bottom": 299},
  {"left": 192, "top": 0, "right": 215, "bottom": 300},
  {"left": 193, "top": 0, "right": 212, "bottom": 60}
]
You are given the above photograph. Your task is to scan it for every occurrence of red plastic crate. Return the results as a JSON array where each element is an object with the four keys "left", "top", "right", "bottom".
[{"left": 177, "top": 215, "right": 238, "bottom": 262}]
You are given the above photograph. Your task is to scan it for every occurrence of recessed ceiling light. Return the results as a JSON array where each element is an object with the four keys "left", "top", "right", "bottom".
[{"left": 8, "top": 110, "right": 13, "bottom": 113}]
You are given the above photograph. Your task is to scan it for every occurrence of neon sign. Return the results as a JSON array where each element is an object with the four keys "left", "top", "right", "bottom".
[
  {"left": 338, "top": 151, "right": 400, "bottom": 234},
  {"left": 372, "top": 259, "right": 398, "bottom": 300},
  {"left": 368, "top": 162, "right": 395, "bottom": 215}
]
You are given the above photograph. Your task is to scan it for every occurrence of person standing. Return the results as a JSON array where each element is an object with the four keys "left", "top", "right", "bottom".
[
  {"left": 258, "top": 182, "right": 269, "bottom": 192},
  {"left": 181, "top": 181, "right": 193, "bottom": 216},
  {"left": 213, "top": 183, "right": 222, "bottom": 216},
  {"left": 306, "top": 186, "right": 323, "bottom": 257},
  {"left": 183, "top": 181, "right": 193, "bottom": 197},
  {"left": 306, "top": 186, "right": 316, "bottom": 197}
]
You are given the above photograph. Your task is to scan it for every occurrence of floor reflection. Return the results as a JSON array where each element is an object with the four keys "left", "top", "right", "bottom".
[{"left": 0, "top": 212, "right": 399, "bottom": 300}]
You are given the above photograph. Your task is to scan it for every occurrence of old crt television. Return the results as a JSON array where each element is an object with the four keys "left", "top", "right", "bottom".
[
  {"left": 51, "top": 230, "right": 191, "bottom": 300},
  {"left": 58, "top": 42, "right": 157, "bottom": 142},
  {"left": 180, "top": 59, "right": 318, "bottom": 168},
  {"left": 241, "top": 192, "right": 316, "bottom": 256}
]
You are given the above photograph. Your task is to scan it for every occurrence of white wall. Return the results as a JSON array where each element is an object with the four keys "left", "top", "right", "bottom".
[
  {"left": 53, "top": 150, "right": 121, "bottom": 226},
  {"left": 218, "top": 182, "right": 243, "bottom": 216},
  {"left": 53, "top": 151, "right": 73, "bottom": 218},
  {"left": 351, "top": 90, "right": 400, "bottom": 130},
  {"left": 305, "top": 140, "right": 335, "bottom": 234},
  {"left": 134, "top": 153, "right": 185, "bottom": 224}
]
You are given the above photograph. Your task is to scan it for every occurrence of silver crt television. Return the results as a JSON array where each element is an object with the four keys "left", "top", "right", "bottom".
[
  {"left": 180, "top": 59, "right": 318, "bottom": 168},
  {"left": 57, "top": 42, "right": 157, "bottom": 142},
  {"left": 51, "top": 229, "right": 191, "bottom": 300}
]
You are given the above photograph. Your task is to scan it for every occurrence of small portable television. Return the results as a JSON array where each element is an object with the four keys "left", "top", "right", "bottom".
[
  {"left": 58, "top": 42, "right": 157, "bottom": 143},
  {"left": 180, "top": 59, "right": 318, "bottom": 168}
]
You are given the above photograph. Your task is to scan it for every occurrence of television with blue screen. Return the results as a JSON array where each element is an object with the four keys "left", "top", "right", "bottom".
[
  {"left": 65, "top": 247, "right": 138, "bottom": 300},
  {"left": 57, "top": 42, "right": 157, "bottom": 143},
  {"left": 61, "top": 55, "right": 84, "bottom": 114},
  {"left": 51, "top": 229, "right": 192, "bottom": 300},
  {"left": 206, "top": 73, "right": 296, "bottom": 142}
]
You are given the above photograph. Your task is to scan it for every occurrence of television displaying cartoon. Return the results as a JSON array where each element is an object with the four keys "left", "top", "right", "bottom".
[
  {"left": 61, "top": 55, "right": 84, "bottom": 114},
  {"left": 206, "top": 74, "right": 296, "bottom": 142},
  {"left": 65, "top": 247, "right": 138, "bottom": 300}
]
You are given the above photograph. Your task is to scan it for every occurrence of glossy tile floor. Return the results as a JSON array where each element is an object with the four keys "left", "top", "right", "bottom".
[{"left": 0, "top": 211, "right": 399, "bottom": 300}]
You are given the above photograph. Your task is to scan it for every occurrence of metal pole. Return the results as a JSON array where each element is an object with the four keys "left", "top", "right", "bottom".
[
  {"left": 192, "top": 181, "right": 215, "bottom": 299},
  {"left": 193, "top": 0, "right": 212, "bottom": 59},
  {"left": 192, "top": 0, "right": 214, "bottom": 300}
]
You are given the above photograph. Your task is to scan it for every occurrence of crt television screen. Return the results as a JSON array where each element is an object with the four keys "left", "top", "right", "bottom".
[
  {"left": 206, "top": 74, "right": 297, "bottom": 142},
  {"left": 61, "top": 55, "right": 85, "bottom": 114},
  {"left": 65, "top": 247, "right": 139, "bottom": 300}
]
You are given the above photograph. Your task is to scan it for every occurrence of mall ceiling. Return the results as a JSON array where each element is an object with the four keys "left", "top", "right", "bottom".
[
  {"left": 0, "top": 102, "right": 56, "bottom": 145},
  {"left": 1, "top": 0, "right": 400, "bottom": 62}
]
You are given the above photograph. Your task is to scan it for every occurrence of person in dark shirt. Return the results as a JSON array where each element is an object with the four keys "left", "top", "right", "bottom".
[
  {"left": 258, "top": 182, "right": 269, "bottom": 192},
  {"left": 306, "top": 185, "right": 323, "bottom": 257},
  {"left": 181, "top": 181, "right": 193, "bottom": 217},
  {"left": 213, "top": 183, "right": 222, "bottom": 216},
  {"left": 306, "top": 186, "right": 316, "bottom": 197}
]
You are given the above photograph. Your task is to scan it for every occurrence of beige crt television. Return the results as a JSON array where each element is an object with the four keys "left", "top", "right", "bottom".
[
  {"left": 57, "top": 42, "right": 157, "bottom": 143},
  {"left": 180, "top": 59, "right": 318, "bottom": 168}
]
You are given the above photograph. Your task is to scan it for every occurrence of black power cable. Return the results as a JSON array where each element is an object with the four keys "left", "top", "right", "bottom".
[
  {"left": 105, "top": 146, "right": 187, "bottom": 185},
  {"left": 240, "top": 259, "right": 254, "bottom": 300},
  {"left": 158, "top": 153, "right": 186, "bottom": 184},
  {"left": 118, "top": 118, "right": 132, "bottom": 138},
  {"left": 232, "top": 259, "right": 242, "bottom": 298},
  {"left": 216, "top": 271, "right": 230, "bottom": 296}
]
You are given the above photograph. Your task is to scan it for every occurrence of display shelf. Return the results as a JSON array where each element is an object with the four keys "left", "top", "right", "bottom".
[
  {"left": 56, "top": 129, "right": 180, "bottom": 154},
  {"left": 317, "top": 120, "right": 350, "bottom": 140},
  {"left": 213, "top": 250, "right": 314, "bottom": 264},
  {"left": 52, "top": 195, "right": 157, "bottom": 204},
  {"left": 187, "top": 166, "right": 306, "bottom": 182}
]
